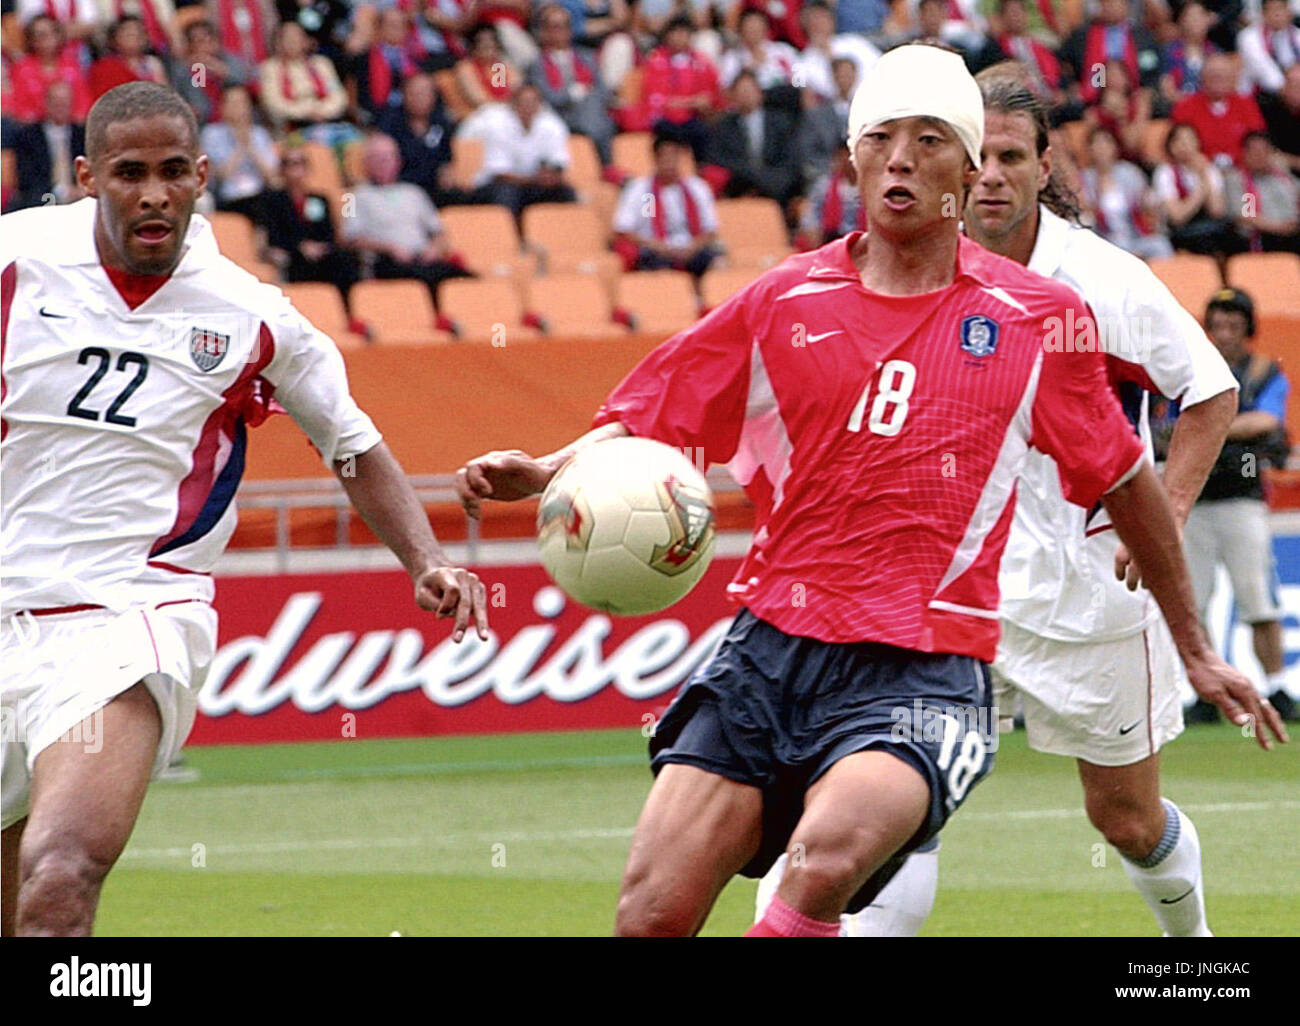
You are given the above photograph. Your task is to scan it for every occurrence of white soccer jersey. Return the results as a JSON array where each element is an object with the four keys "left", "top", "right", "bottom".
[
  {"left": 997, "top": 206, "right": 1238, "bottom": 643},
  {"left": 1, "top": 199, "right": 382, "bottom": 613}
]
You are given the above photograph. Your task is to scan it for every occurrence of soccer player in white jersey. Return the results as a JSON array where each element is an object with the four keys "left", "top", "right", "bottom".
[
  {"left": 756, "top": 64, "right": 1288, "bottom": 937},
  {"left": 455, "top": 46, "right": 1281, "bottom": 937},
  {"left": 0, "top": 82, "right": 490, "bottom": 936}
]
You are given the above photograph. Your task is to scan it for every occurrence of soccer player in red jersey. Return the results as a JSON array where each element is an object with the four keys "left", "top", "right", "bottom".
[{"left": 456, "top": 45, "right": 1283, "bottom": 936}]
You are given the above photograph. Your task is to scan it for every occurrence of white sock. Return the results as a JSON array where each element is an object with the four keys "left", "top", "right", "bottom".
[
  {"left": 1121, "top": 799, "right": 1213, "bottom": 938},
  {"left": 842, "top": 850, "right": 938, "bottom": 937},
  {"left": 754, "top": 853, "right": 789, "bottom": 927},
  {"left": 754, "top": 850, "right": 938, "bottom": 937}
]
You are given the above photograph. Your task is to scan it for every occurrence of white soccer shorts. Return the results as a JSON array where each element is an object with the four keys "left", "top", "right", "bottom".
[
  {"left": 1, "top": 600, "right": 217, "bottom": 829},
  {"left": 992, "top": 617, "right": 1185, "bottom": 767}
]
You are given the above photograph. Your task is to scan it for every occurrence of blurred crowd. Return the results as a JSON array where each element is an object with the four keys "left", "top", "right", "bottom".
[{"left": 2, "top": 0, "right": 1298, "bottom": 296}]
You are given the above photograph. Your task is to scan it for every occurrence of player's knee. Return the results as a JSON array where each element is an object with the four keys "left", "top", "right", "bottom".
[
  {"left": 614, "top": 884, "right": 697, "bottom": 937},
  {"left": 1087, "top": 802, "right": 1160, "bottom": 857},
  {"left": 785, "top": 839, "right": 875, "bottom": 904},
  {"left": 19, "top": 842, "right": 111, "bottom": 929}
]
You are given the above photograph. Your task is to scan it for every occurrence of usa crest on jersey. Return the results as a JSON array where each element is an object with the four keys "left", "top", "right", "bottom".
[
  {"left": 960, "top": 315, "right": 999, "bottom": 358},
  {"left": 189, "top": 326, "right": 230, "bottom": 372}
]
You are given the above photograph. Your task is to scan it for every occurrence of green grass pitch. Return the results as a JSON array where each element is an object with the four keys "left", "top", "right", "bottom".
[{"left": 97, "top": 720, "right": 1299, "bottom": 936}]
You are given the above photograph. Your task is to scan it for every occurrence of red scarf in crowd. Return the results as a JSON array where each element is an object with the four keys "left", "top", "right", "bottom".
[
  {"left": 1172, "top": 165, "right": 1193, "bottom": 201},
  {"left": 282, "top": 57, "right": 328, "bottom": 102},
  {"left": 219, "top": 0, "right": 268, "bottom": 66},
  {"left": 1092, "top": 180, "right": 1152, "bottom": 238},
  {"left": 368, "top": 45, "right": 417, "bottom": 106},
  {"left": 115, "top": 0, "right": 169, "bottom": 54},
  {"left": 651, "top": 176, "right": 701, "bottom": 240},
  {"left": 1081, "top": 22, "right": 1139, "bottom": 105},
  {"left": 43, "top": 0, "right": 78, "bottom": 21},
  {"left": 541, "top": 49, "right": 594, "bottom": 92}
]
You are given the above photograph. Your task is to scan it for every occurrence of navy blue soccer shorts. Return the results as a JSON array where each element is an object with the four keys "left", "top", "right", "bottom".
[{"left": 649, "top": 608, "right": 996, "bottom": 911}]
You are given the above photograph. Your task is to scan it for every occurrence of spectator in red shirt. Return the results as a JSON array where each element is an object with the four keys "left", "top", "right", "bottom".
[
  {"left": 1172, "top": 53, "right": 1267, "bottom": 166},
  {"left": 89, "top": 16, "right": 170, "bottom": 104},
  {"left": 737, "top": 0, "right": 806, "bottom": 49},
  {"left": 7, "top": 15, "right": 92, "bottom": 123},
  {"left": 637, "top": 15, "right": 723, "bottom": 160}
]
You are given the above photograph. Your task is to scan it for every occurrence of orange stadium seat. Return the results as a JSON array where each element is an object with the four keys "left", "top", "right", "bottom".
[
  {"left": 525, "top": 274, "right": 615, "bottom": 336},
  {"left": 610, "top": 131, "right": 695, "bottom": 178},
  {"left": 1147, "top": 254, "right": 1222, "bottom": 316},
  {"left": 450, "top": 135, "right": 484, "bottom": 190},
  {"left": 437, "top": 277, "right": 537, "bottom": 342},
  {"left": 612, "top": 132, "right": 653, "bottom": 178},
  {"left": 350, "top": 279, "right": 445, "bottom": 344},
  {"left": 209, "top": 211, "right": 260, "bottom": 267},
  {"left": 617, "top": 271, "right": 698, "bottom": 334},
  {"left": 283, "top": 283, "right": 361, "bottom": 348},
  {"left": 715, "top": 198, "right": 792, "bottom": 269},
  {"left": 701, "top": 266, "right": 763, "bottom": 308},
  {"left": 589, "top": 180, "right": 622, "bottom": 229},
  {"left": 1229, "top": 253, "right": 1300, "bottom": 382},
  {"left": 1226, "top": 252, "right": 1300, "bottom": 317},
  {"left": 440, "top": 205, "right": 536, "bottom": 279},
  {"left": 567, "top": 135, "right": 602, "bottom": 193},
  {"left": 522, "top": 202, "right": 622, "bottom": 278}
]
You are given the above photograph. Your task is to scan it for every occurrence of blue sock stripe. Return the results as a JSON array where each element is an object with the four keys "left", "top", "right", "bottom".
[{"left": 1130, "top": 799, "right": 1181, "bottom": 868}]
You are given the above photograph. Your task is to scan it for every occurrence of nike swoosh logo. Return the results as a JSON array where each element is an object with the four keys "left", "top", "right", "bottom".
[
  {"left": 1160, "top": 885, "right": 1196, "bottom": 905},
  {"left": 39, "top": 306, "right": 71, "bottom": 319},
  {"left": 1119, "top": 721, "right": 1142, "bottom": 735},
  {"left": 806, "top": 330, "right": 843, "bottom": 344}
]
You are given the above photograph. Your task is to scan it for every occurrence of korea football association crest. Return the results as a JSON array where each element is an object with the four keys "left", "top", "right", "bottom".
[
  {"left": 960, "top": 315, "right": 999, "bottom": 358},
  {"left": 189, "top": 326, "right": 231, "bottom": 372}
]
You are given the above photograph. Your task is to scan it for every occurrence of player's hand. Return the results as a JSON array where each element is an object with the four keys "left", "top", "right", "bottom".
[
  {"left": 1113, "top": 541, "right": 1144, "bottom": 591},
  {"left": 455, "top": 449, "right": 553, "bottom": 519},
  {"left": 1184, "top": 652, "right": 1289, "bottom": 750},
  {"left": 414, "top": 565, "right": 489, "bottom": 642}
]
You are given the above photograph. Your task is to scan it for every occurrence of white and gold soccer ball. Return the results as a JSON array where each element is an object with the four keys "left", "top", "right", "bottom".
[{"left": 536, "top": 437, "right": 717, "bottom": 615}]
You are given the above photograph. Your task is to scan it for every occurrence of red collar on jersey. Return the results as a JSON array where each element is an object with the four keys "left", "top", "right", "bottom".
[
  {"left": 103, "top": 264, "right": 171, "bottom": 310},
  {"left": 808, "top": 231, "right": 1005, "bottom": 288}
]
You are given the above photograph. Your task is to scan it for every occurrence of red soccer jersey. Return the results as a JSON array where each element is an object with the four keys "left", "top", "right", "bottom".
[
  {"left": 1171, "top": 93, "right": 1266, "bottom": 164},
  {"left": 593, "top": 234, "right": 1146, "bottom": 661}
]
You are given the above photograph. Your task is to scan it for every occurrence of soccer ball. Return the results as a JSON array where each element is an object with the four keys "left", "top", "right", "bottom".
[{"left": 536, "top": 437, "right": 717, "bottom": 615}]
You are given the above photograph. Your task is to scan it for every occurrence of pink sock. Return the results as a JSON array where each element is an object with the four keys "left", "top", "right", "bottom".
[{"left": 744, "top": 895, "right": 840, "bottom": 937}]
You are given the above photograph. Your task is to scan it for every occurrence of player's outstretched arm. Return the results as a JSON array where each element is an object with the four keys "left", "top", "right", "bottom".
[
  {"left": 336, "top": 442, "right": 488, "bottom": 642},
  {"left": 1102, "top": 463, "right": 1289, "bottom": 749},
  {"left": 455, "top": 422, "right": 631, "bottom": 520}
]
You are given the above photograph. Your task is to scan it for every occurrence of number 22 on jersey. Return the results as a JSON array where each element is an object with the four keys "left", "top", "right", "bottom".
[{"left": 847, "top": 359, "right": 916, "bottom": 436}]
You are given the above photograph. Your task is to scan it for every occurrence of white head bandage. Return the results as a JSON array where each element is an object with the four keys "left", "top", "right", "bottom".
[{"left": 846, "top": 45, "right": 984, "bottom": 169}]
